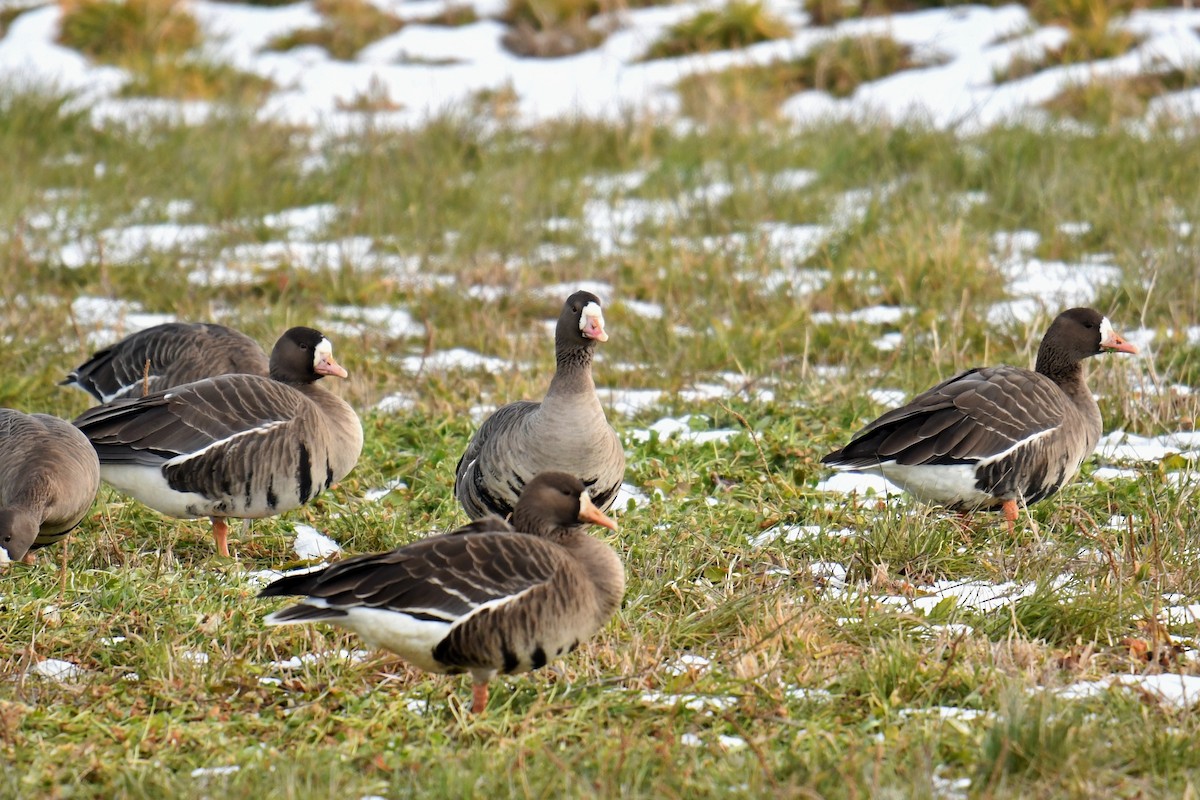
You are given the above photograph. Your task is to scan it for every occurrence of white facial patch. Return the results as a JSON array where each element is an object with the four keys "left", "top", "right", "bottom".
[
  {"left": 579, "top": 301, "right": 609, "bottom": 341},
  {"left": 580, "top": 302, "right": 604, "bottom": 331},
  {"left": 315, "top": 338, "right": 334, "bottom": 367},
  {"left": 1099, "top": 317, "right": 1114, "bottom": 346}
]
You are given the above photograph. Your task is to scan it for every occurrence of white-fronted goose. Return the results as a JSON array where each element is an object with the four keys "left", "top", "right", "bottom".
[
  {"left": 455, "top": 291, "right": 625, "bottom": 520},
  {"left": 73, "top": 327, "right": 363, "bottom": 557},
  {"left": 0, "top": 409, "right": 100, "bottom": 563},
  {"left": 63, "top": 322, "right": 269, "bottom": 403},
  {"left": 821, "top": 308, "right": 1139, "bottom": 532},
  {"left": 260, "top": 471, "right": 624, "bottom": 714}
]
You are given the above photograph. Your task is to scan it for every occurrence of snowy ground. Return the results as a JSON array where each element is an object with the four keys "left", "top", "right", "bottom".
[{"left": 1, "top": 1, "right": 1200, "bottom": 132}]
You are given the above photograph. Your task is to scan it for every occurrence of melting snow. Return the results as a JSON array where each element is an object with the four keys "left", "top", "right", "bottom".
[
  {"left": 1056, "top": 673, "right": 1200, "bottom": 709},
  {"left": 1096, "top": 430, "right": 1200, "bottom": 463},
  {"left": 814, "top": 471, "right": 900, "bottom": 496},
  {"left": 663, "top": 654, "right": 712, "bottom": 676},
  {"left": 811, "top": 305, "right": 912, "bottom": 326},
  {"left": 613, "top": 482, "right": 657, "bottom": 512},
  {"left": 191, "top": 765, "right": 240, "bottom": 779},
  {"left": 365, "top": 477, "right": 409, "bottom": 501},
  {"left": 867, "top": 388, "right": 906, "bottom": 408},
  {"left": 268, "top": 650, "right": 371, "bottom": 670},
  {"left": 318, "top": 305, "right": 426, "bottom": 340},
  {"left": 70, "top": 296, "right": 175, "bottom": 346},
  {"left": 639, "top": 691, "right": 738, "bottom": 713},
  {"left": 598, "top": 387, "right": 666, "bottom": 417},
  {"left": 29, "top": 659, "right": 88, "bottom": 683},
  {"left": 987, "top": 255, "right": 1122, "bottom": 327},
  {"left": 874, "top": 579, "right": 1037, "bottom": 614},
  {"left": 397, "top": 348, "right": 512, "bottom": 373},
  {"left": 59, "top": 223, "right": 214, "bottom": 268},
  {"left": 628, "top": 415, "right": 741, "bottom": 445},
  {"left": 749, "top": 524, "right": 855, "bottom": 548},
  {"left": 293, "top": 524, "right": 342, "bottom": 560}
]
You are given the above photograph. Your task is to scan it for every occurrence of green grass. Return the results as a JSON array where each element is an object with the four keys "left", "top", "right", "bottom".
[
  {"left": 642, "top": 1, "right": 792, "bottom": 61},
  {"left": 676, "top": 35, "right": 927, "bottom": 123},
  {"left": 264, "top": 0, "right": 404, "bottom": 60},
  {"left": 2, "top": 85, "right": 1200, "bottom": 796}
]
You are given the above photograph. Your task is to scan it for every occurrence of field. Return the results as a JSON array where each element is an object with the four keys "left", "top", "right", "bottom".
[{"left": 3, "top": 3, "right": 1200, "bottom": 797}]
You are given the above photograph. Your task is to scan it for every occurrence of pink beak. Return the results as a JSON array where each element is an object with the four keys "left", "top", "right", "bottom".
[{"left": 582, "top": 315, "right": 608, "bottom": 342}]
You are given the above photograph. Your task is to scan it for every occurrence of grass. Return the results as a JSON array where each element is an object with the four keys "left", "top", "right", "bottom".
[
  {"left": 2, "top": 83, "right": 1200, "bottom": 797},
  {"left": 676, "top": 35, "right": 926, "bottom": 123},
  {"left": 1042, "top": 68, "right": 1200, "bottom": 125},
  {"left": 56, "top": 0, "right": 275, "bottom": 100},
  {"left": 265, "top": 0, "right": 404, "bottom": 60},
  {"left": 641, "top": 0, "right": 792, "bottom": 61}
]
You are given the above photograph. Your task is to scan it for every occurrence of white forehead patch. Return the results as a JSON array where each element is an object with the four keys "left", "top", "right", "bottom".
[
  {"left": 1099, "top": 317, "right": 1114, "bottom": 343},
  {"left": 579, "top": 301, "right": 604, "bottom": 330},
  {"left": 315, "top": 338, "right": 333, "bottom": 363},
  {"left": 580, "top": 488, "right": 592, "bottom": 506}
]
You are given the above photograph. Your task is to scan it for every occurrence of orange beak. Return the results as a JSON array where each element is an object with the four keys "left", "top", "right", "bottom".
[
  {"left": 315, "top": 353, "right": 349, "bottom": 378},
  {"left": 1100, "top": 330, "right": 1138, "bottom": 355},
  {"left": 578, "top": 492, "right": 618, "bottom": 531}
]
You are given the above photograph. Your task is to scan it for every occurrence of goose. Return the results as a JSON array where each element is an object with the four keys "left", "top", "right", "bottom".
[
  {"left": 63, "top": 322, "right": 269, "bottom": 403},
  {"left": 72, "top": 327, "right": 363, "bottom": 557},
  {"left": 821, "top": 308, "right": 1139, "bottom": 533},
  {"left": 260, "top": 471, "right": 624, "bottom": 714},
  {"left": 0, "top": 409, "right": 100, "bottom": 563},
  {"left": 455, "top": 290, "right": 625, "bottom": 520}
]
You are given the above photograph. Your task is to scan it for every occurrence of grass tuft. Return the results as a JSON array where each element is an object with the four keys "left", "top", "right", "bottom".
[
  {"left": 265, "top": 0, "right": 404, "bottom": 60},
  {"left": 58, "top": 0, "right": 200, "bottom": 64},
  {"left": 642, "top": 1, "right": 791, "bottom": 61},
  {"left": 676, "top": 35, "right": 926, "bottom": 122}
]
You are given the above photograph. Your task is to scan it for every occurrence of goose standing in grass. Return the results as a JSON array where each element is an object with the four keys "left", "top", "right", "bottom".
[
  {"left": 455, "top": 290, "right": 625, "bottom": 520},
  {"left": 0, "top": 409, "right": 100, "bottom": 564},
  {"left": 821, "top": 308, "right": 1139, "bottom": 533},
  {"left": 73, "top": 327, "right": 362, "bottom": 557},
  {"left": 260, "top": 471, "right": 624, "bottom": 714},
  {"left": 63, "top": 321, "right": 269, "bottom": 403}
]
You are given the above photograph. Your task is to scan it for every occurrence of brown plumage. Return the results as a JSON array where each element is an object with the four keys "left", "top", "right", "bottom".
[
  {"left": 62, "top": 322, "right": 268, "bottom": 403},
  {"left": 0, "top": 409, "right": 100, "bottom": 563},
  {"left": 455, "top": 290, "right": 625, "bottom": 520},
  {"left": 821, "top": 308, "right": 1139, "bottom": 532},
  {"left": 72, "top": 327, "right": 362, "bottom": 557},
  {"left": 261, "top": 471, "right": 625, "bottom": 714}
]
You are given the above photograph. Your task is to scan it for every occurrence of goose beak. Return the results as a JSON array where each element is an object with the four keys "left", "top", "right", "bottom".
[
  {"left": 1100, "top": 330, "right": 1138, "bottom": 355},
  {"left": 315, "top": 353, "right": 349, "bottom": 378},
  {"left": 578, "top": 491, "right": 618, "bottom": 531},
  {"left": 579, "top": 302, "right": 609, "bottom": 343}
]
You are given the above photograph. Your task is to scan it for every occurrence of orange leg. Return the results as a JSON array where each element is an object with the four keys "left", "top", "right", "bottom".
[
  {"left": 471, "top": 682, "right": 489, "bottom": 714},
  {"left": 212, "top": 518, "right": 231, "bottom": 558},
  {"left": 1001, "top": 499, "right": 1018, "bottom": 537}
]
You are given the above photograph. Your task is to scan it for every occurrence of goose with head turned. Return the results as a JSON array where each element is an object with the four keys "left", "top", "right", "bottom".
[
  {"left": 72, "top": 327, "right": 363, "bottom": 557},
  {"left": 455, "top": 290, "right": 625, "bottom": 521},
  {"left": 0, "top": 409, "right": 100, "bottom": 563},
  {"left": 821, "top": 308, "right": 1139, "bottom": 533},
  {"left": 260, "top": 471, "right": 624, "bottom": 714},
  {"left": 63, "top": 321, "right": 268, "bottom": 403}
]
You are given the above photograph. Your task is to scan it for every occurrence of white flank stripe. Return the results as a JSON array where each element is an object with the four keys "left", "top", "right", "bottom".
[{"left": 170, "top": 420, "right": 288, "bottom": 464}]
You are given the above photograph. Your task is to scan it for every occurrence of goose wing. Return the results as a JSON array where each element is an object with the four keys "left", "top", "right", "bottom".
[
  {"left": 261, "top": 522, "right": 563, "bottom": 625},
  {"left": 73, "top": 375, "right": 306, "bottom": 467},
  {"left": 63, "top": 323, "right": 267, "bottom": 403},
  {"left": 454, "top": 400, "right": 540, "bottom": 518},
  {"left": 824, "top": 366, "right": 1073, "bottom": 468}
]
